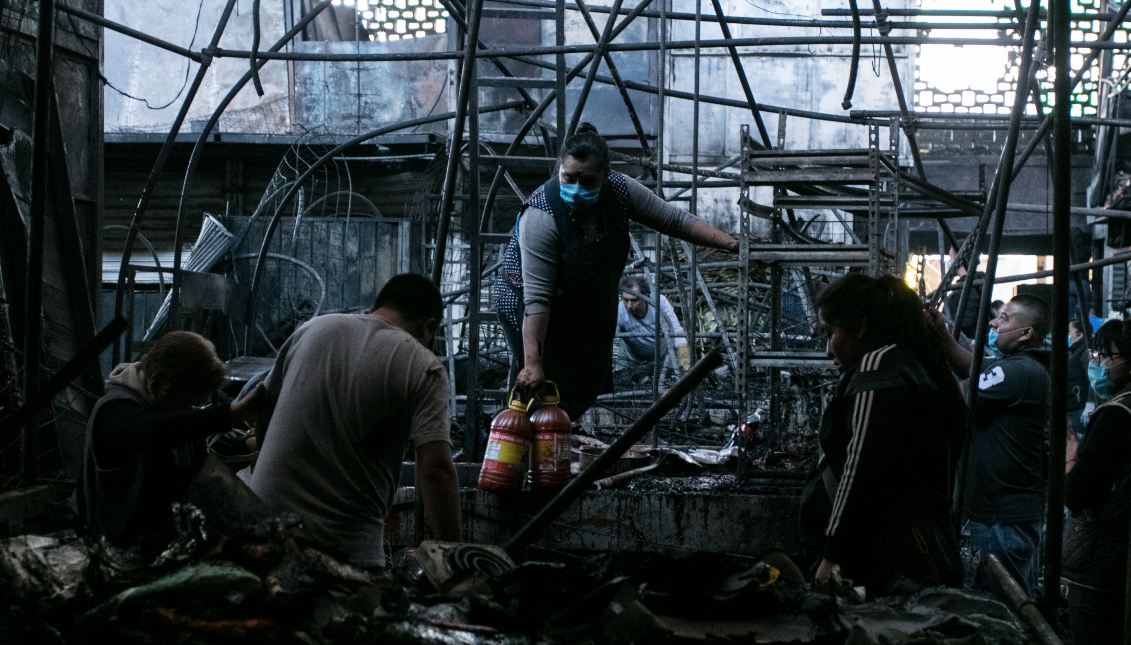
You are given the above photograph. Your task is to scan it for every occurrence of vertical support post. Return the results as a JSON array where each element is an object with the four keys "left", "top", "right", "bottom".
[
  {"left": 651, "top": 237, "right": 663, "bottom": 409},
  {"left": 688, "top": 0, "right": 700, "bottom": 369},
  {"left": 432, "top": 0, "right": 484, "bottom": 285},
  {"left": 954, "top": 0, "right": 1042, "bottom": 521},
  {"left": 736, "top": 125, "right": 752, "bottom": 479},
  {"left": 555, "top": 0, "right": 566, "bottom": 151},
  {"left": 166, "top": 0, "right": 244, "bottom": 330},
  {"left": 22, "top": 0, "right": 56, "bottom": 487},
  {"left": 567, "top": 0, "right": 624, "bottom": 138},
  {"left": 1043, "top": 0, "right": 1071, "bottom": 614},
  {"left": 655, "top": 0, "right": 666, "bottom": 198},
  {"left": 768, "top": 265, "right": 782, "bottom": 447},
  {"left": 868, "top": 124, "right": 881, "bottom": 277},
  {"left": 124, "top": 268, "right": 136, "bottom": 362},
  {"left": 466, "top": 8, "right": 483, "bottom": 461},
  {"left": 889, "top": 117, "right": 901, "bottom": 275},
  {"left": 117, "top": 0, "right": 243, "bottom": 360}
]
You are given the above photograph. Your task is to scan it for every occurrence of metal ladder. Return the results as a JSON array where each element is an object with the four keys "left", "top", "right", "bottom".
[{"left": 445, "top": 0, "right": 567, "bottom": 460}]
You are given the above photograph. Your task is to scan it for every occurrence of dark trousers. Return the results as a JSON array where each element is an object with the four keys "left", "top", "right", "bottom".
[
  {"left": 968, "top": 520, "right": 1041, "bottom": 604},
  {"left": 1068, "top": 584, "right": 1124, "bottom": 645}
]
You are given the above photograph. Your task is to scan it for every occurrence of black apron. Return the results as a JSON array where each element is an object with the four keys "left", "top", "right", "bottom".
[{"left": 493, "top": 171, "right": 633, "bottom": 419}]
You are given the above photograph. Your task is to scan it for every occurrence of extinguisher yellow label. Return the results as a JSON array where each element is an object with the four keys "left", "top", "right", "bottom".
[
  {"left": 496, "top": 440, "right": 527, "bottom": 465},
  {"left": 486, "top": 435, "right": 529, "bottom": 466}
]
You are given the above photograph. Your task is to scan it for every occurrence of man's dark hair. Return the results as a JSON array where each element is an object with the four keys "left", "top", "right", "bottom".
[
  {"left": 1009, "top": 294, "right": 1051, "bottom": 343},
  {"left": 619, "top": 275, "right": 650, "bottom": 297},
  {"left": 1069, "top": 318, "right": 1082, "bottom": 335},
  {"left": 373, "top": 273, "right": 443, "bottom": 321},
  {"left": 991, "top": 299, "right": 1005, "bottom": 316},
  {"left": 141, "top": 331, "right": 226, "bottom": 396},
  {"left": 559, "top": 122, "right": 610, "bottom": 171}
]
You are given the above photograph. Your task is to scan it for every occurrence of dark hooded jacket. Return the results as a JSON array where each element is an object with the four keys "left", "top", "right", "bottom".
[
  {"left": 79, "top": 363, "right": 229, "bottom": 550},
  {"left": 1064, "top": 387, "right": 1131, "bottom": 592}
]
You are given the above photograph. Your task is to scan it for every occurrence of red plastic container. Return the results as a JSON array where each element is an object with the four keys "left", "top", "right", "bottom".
[
  {"left": 478, "top": 392, "right": 535, "bottom": 492},
  {"left": 530, "top": 381, "right": 572, "bottom": 490}
]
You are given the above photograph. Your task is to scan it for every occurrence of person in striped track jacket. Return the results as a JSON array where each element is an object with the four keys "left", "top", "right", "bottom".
[{"left": 800, "top": 273, "right": 966, "bottom": 595}]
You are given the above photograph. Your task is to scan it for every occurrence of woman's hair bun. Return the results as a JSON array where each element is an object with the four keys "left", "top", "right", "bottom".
[{"left": 575, "top": 122, "right": 600, "bottom": 136}]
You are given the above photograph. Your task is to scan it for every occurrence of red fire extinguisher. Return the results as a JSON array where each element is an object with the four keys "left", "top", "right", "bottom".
[
  {"left": 478, "top": 391, "right": 535, "bottom": 493},
  {"left": 530, "top": 381, "right": 571, "bottom": 490}
]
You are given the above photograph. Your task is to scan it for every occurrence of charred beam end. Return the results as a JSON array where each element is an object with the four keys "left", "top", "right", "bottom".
[
  {"left": 503, "top": 348, "right": 724, "bottom": 555},
  {"left": 984, "top": 555, "right": 1063, "bottom": 645}
]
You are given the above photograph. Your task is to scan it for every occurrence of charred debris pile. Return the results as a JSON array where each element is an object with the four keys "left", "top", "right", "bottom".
[{"left": 1, "top": 502, "right": 1029, "bottom": 645}]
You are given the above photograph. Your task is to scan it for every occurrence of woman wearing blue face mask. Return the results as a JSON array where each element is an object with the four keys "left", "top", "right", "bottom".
[
  {"left": 1063, "top": 319, "right": 1131, "bottom": 644},
  {"left": 492, "top": 123, "right": 739, "bottom": 419}
]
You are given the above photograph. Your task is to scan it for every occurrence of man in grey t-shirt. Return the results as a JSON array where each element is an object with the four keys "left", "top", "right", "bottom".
[{"left": 249, "top": 274, "right": 461, "bottom": 567}]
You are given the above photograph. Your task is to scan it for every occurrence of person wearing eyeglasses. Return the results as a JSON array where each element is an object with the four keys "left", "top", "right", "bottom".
[
  {"left": 78, "top": 331, "right": 265, "bottom": 554},
  {"left": 1063, "top": 320, "right": 1131, "bottom": 645},
  {"left": 926, "top": 294, "right": 1051, "bottom": 604}
]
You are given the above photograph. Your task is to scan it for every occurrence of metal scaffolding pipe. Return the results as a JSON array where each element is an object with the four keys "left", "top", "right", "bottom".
[
  {"left": 478, "top": 0, "right": 655, "bottom": 224},
  {"left": 205, "top": 35, "right": 1131, "bottom": 62},
  {"left": 566, "top": 0, "right": 624, "bottom": 137},
  {"left": 709, "top": 0, "right": 770, "bottom": 146},
  {"left": 571, "top": 0, "right": 651, "bottom": 156},
  {"left": 160, "top": 1, "right": 332, "bottom": 343},
  {"left": 939, "top": 250, "right": 1131, "bottom": 290},
  {"left": 495, "top": 0, "right": 1034, "bottom": 29},
  {"left": 22, "top": 0, "right": 56, "bottom": 487},
  {"left": 1044, "top": 0, "right": 1072, "bottom": 612},
  {"left": 57, "top": 3, "right": 204, "bottom": 62},
  {"left": 1009, "top": 0, "right": 1131, "bottom": 186},
  {"left": 431, "top": 0, "right": 485, "bottom": 286},
  {"left": 113, "top": 0, "right": 239, "bottom": 357},
  {"left": 868, "top": 0, "right": 960, "bottom": 253},
  {"left": 954, "top": 0, "right": 1041, "bottom": 520}
]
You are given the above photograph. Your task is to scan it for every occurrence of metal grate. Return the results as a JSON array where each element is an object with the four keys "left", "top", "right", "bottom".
[
  {"left": 332, "top": 0, "right": 450, "bottom": 42},
  {"left": 913, "top": 0, "right": 1129, "bottom": 118}
]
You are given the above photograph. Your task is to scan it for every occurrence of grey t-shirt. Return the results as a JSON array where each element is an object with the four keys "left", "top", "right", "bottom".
[
  {"left": 248, "top": 313, "right": 450, "bottom": 567},
  {"left": 519, "top": 175, "right": 698, "bottom": 314}
]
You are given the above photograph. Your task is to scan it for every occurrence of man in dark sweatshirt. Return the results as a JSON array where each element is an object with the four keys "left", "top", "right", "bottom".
[
  {"left": 79, "top": 331, "right": 263, "bottom": 553},
  {"left": 929, "top": 294, "right": 1051, "bottom": 602}
]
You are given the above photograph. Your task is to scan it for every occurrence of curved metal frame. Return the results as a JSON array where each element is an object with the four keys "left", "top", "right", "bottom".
[
  {"left": 231, "top": 252, "right": 327, "bottom": 319},
  {"left": 166, "top": 1, "right": 335, "bottom": 333},
  {"left": 241, "top": 99, "right": 524, "bottom": 353},
  {"left": 302, "top": 190, "right": 381, "bottom": 218},
  {"left": 102, "top": 225, "right": 166, "bottom": 297}
]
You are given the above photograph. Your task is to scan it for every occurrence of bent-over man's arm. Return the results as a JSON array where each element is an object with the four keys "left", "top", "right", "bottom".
[
  {"left": 416, "top": 440, "right": 462, "bottom": 542},
  {"left": 407, "top": 354, "right": 462, "bottom": 542}
]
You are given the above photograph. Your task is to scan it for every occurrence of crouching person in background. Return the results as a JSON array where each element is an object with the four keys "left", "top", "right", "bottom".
[{"left": 78, "top": 331, "right": 264, "bottom": 553}]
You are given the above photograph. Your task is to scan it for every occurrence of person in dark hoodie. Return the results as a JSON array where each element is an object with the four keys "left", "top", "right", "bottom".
[
  {"left": 800, "top": 274, "right": 965, "bottom": 594},
  {"left": 79, "top": 331, "right": 264, "bottom": 552},
  {"left": 927, "top": 294, "right": 1051, "bottom": 603},
  {"left": 1063, "top": 319, "right": 1131, "bottom": 645}
]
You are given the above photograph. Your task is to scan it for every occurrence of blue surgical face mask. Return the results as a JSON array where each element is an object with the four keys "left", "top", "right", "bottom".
[
  {"left": 1089, "top": 362, "right": 1115, "bottom": 402},
  {"left": 986, "top": 326, "right": 1030, "bottom": 358},
  {"left": 560, "top": 183, "right": 600, "bottom": 207},
  {"left": 986, "top": 329, "right": 1005, "bottom": 359}
]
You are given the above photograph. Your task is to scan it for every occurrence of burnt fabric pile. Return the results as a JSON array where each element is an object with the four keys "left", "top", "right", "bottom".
[{"left": 1, "top": 504, "right": 1031, "bottom": 645}]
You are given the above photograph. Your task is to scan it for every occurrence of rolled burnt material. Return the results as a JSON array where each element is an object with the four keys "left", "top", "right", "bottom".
[{"left": 503, "top": 348, "right": 724, "bottom": 554}]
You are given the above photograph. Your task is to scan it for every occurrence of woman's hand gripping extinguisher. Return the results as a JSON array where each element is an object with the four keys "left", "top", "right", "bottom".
[
  {"left": 477, "top": 390, "right": 535, "bottom": 493},
  {"left": 530, "top": 381, "right": 571, "bottom": 491}
]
